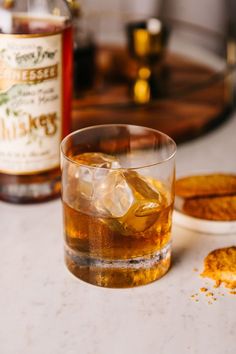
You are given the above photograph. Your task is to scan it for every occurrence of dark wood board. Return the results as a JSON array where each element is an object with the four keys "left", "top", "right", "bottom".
[{"left": 72, "top": 46, "right": 232, "bottom": 143}]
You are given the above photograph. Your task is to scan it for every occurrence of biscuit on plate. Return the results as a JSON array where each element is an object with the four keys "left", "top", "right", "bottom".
[
  {"left": 175, "top": 174, "right": 236, "bottom": 198},
  {"left": 182, "top": 195, "right": 236, "bottom": 221}
]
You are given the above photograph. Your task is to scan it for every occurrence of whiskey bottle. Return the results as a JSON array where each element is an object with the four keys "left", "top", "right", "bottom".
[{"left": 0, "top": 0, "right": 73, "bottom": 203}]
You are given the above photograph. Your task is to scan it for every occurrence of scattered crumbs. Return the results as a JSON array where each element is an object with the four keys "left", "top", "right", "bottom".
[
  {"left": 230, "top": 291, "right": 236, "bottom": 295},
  {"left": 206, "top": 291, "right": 214, "bottom": 297},
  {"left": 190, "top": 293, "right": 200, "bottom": 302},
  {"left": 200, "top": 287, "right": 208, "bottom": 293},
  {"left": 217, "top": 292, "right": 225, "bottom": 296},
  {"left": 191, "top": 246, "right": 236, "bottom": 303},
  {"left": 203, "top": 291, "right": 217, "bottom": 303},
  {"left": 191, "top": 289, "right": 220, "bottom": 304}
]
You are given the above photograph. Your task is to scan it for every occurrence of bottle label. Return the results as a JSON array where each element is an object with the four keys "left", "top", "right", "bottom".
[{"left": 0, "top": 33, "right": 62, "bottom": 174}]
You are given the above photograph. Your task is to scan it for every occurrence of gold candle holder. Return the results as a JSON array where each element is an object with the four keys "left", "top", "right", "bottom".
[{"left": 127, "top": 18, "right": 169, "bottom": 104}]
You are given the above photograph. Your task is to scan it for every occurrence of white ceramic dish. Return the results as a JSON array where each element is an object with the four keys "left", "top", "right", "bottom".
[{"left": 173, "top": 209, "right": 236, "bottom": 234}]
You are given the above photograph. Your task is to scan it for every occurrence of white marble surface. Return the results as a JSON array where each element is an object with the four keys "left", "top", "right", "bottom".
[{"left": 1, "top": 113, "right": 236, "bottom": 354}]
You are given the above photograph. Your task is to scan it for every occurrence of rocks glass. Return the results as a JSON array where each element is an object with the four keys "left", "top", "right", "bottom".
[{"left": 61, "top": 124, "right": 176, "bottom": 287}]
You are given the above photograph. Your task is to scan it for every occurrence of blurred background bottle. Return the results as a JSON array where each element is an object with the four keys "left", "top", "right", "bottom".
[
  {"left": 0, "top": 0, "right": 73, "bottom": 203},
  {"left": 68, "top": 0, "right": 96, "bottom": 96}
]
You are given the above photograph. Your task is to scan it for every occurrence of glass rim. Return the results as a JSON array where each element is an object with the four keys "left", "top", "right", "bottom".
[{"left": 61, "top": 124, "right": 177, "bottom": 170}]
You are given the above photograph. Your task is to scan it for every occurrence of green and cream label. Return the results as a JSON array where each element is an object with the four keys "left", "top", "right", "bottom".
[{"left": 0, "top": 33, "right": 62, "bottom": 174}]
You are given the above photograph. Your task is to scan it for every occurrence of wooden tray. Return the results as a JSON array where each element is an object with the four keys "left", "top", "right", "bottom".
[{"left": 72, "top": 46, "right": 232, "bottom": 143}]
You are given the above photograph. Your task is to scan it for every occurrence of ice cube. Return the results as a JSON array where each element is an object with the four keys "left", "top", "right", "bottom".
[
  {"left": 94, "top": 170, "right": 134, "bottom": 217},
  {"left": 72, "top": 152, "right": 121, "bottom": 169},
  {"left": 78, "top": 166, "right": 94, "bottom": 199},
  {"left": 118, "top": 171, "right": 162, "bottom": 233},
  {"left": 66, "top": 152, "right": 163, "bottom": 234},
  {"left": 68, "top": 153, "right": 121, "bottom": 204},
  {"left": 95, "top": 170, "right": 162, "bottom": 234},
  {"left": 123, "top": 171, "right": 161, "bottom": 214}
]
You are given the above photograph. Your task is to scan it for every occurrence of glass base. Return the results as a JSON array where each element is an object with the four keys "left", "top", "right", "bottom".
[
  {"left": 0, "top": 177, "right": 61, "bottom": 204},
  {"left": 65, "top": 243, "right": 171, "bottom": 288}
]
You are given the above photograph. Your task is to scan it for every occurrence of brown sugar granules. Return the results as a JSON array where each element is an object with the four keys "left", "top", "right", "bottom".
[{"left": 201, "top": 246, "right": 236, "bottom": 289}]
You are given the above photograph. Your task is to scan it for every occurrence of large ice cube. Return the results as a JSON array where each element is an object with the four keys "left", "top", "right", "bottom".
[
  {"left": 94, "top": 170, "right": 134, "bottom": 217},
  {"left": 95, "top": 170, "right": 162, "bottom": 233},
  {"left": 67, "top": 153, "right": 163, "bottom": 234},
  {"left": 71, "top": 153, "right": 121, "bottom": 201}
]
